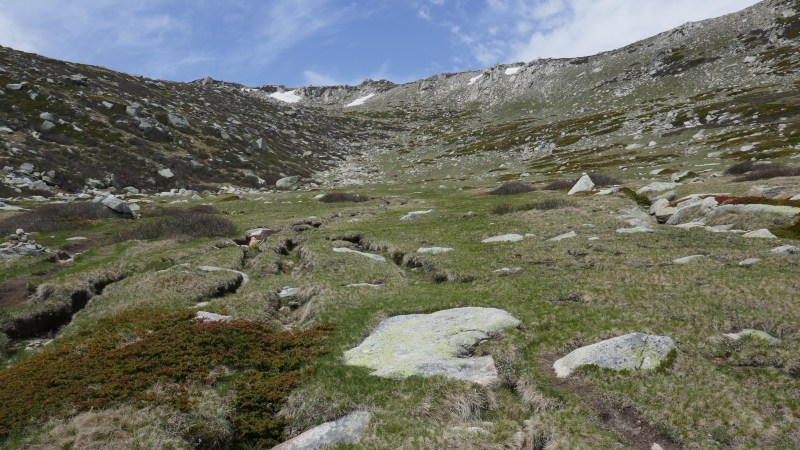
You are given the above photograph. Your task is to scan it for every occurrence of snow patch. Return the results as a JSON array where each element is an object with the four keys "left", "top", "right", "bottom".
[
  {"left": 345, "top": 93, "right": 376, "bottom": 107},
  {"left": 468, "top": 74, "right": 484, "bottom": 85},
  {"left": 269, "top": 90, "right": 302, "bottom": 104},
  {"left": 504, "top": 67, "right": 521, "bottom": 76}
]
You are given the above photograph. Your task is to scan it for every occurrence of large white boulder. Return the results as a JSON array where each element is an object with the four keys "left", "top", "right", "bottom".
[
  {"left": 272, "top": 411, "right": 371, "bottom": 450},
  {"left": 568, "top": 174, "right": 595, "bottom": 195},
  {"left": 553, "top": 333, "right": 676, "bottom": 378}
]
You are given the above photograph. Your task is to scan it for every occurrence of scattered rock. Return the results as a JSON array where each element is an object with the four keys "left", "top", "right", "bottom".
[
  {"left": 548, "top": 231, "right": 577, "bottom": 241},
  {"left": 482, "top": 234, "right": 524, "bottom": 243},
  {"left": 738, "top": 258, "right": 761, "bottom": 267},
  {"left": 637, "top": 182, "right": 678, "bottom": 195},
  {"left": 616, "top": 226, "right": 653, "bottom": 234},
  {"left": 346, "top": 283, "right": 383, "bottom": 288},
  {"left": 272, "top": 411, "right": 371, "bottom": 450},
  {"left": 673, "top": 255, "right": 705, "bottom": 264},
  {"left": 723, "top": 329, "right": 778, "bottom": 342},
  {"left": 157, "top": 168, "right": 174, "bottom": 178},
  {"left": 553, "top": 333, "right": 676, "bottom": 378},
  {"left": 417, "top": 247, "right": 454, "bottom": 254},
  {"left": 196, "top": 265, "right": 249, "bottom": 286},
  {"left": 279, "top": 287, "right": 299, "bottom": 298},
  {"left": 194, "top": 311, "right": 231, "bottom": 322},
  {"left": 101, "top": 195, "right": 133, "bottom": 216},
  {"left": 333, "top": 247, "right": 387, "bottom": 263},
  {"left": 400, "top": 209, "right": 434, "bottom": 221},
  {"left": 167, "top": 113, "right": 190, "bottom": 129},
  {"left": 568, "top": 174, "right": 595, "bottom": 195},
  {"left": 344, "top": 307, "right": 521, "bottom": 386},
  {"left": 742, "top": 229, "right": 777, "bottom": 239},
  {"left": 492, "top": 267, "right": 522, "bottom": 275}
]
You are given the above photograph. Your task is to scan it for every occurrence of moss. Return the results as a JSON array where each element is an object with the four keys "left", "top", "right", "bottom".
[
  {"left": 619, "top": 187, "right": 652, "bottom": 208},
  {"left": 770, "top": 216, "right": 800, "bottom": 240}
]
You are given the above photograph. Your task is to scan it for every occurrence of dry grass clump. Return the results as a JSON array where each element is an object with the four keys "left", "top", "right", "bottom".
[
  {"left": 318, "top": 192, "right": 370, "bottom": 203},
  {"left": 116, "top": 210, "right": 235, "bottom": 241},
  {"left": 142, "top": 204, "right": 222, "bottom": 217},
  {"left": 728, "top": 162, "right": 800, "bottom": 181},
  {"left": 489, "top": 182, "right": 535, "bottom": 196},
  {"left": 0, "top": 202, "right": 125, "bottom": 234}
]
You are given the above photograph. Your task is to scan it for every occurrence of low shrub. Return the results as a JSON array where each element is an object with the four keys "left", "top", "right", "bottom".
[
  {"left": 714, "top": 196, "right": 800, "bottom": 208},
  {"left": 620, "top": 187, "right": 652, "bottom": 208},
  {"left": 0, "top": 307, "right": 332, "bottom": 447},
  {"left": 541, "top": 179, "right": 575, "bottom": 191},
  {"left": 318, "top": 193, "right": 370, "bottom": 203},
  {"left": 141, "top": 204, "right": 222, "bottom": 218},
  {"left": 117, "top": 211, "right": 235, "bottom": 241},
  {"left": 734, "top": 164, "right": 800, "bottom": 181},
  {"left": 489, "top": 182, "right": 535, "bottom": 196},
  {"left": 587, "top": 173, "right": 621, "bottom": 186},
  {"left": 725, "top": 160, "right": 760, "bottom": 175},
  {"left": 0, "top": 202, "right": 126, "bottom": 235}
]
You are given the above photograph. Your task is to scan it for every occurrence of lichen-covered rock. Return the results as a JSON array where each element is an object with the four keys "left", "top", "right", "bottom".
[
  {"left": 417, "top": 247, "right": 454, "bottom": 254},
  {"left": 344, "top": 307, "right": 521, "bottom": 386},
  {"left": 723, "top": 329, "right": 778, "bottom": 342},
  {"left": 742, "top": 229, "right": 777, "bottom": 239},
  {"left": 400, "top": 209, "right": 434, "bottom": 221},
  {"left": 482, "top": 234, "right": 524, "bottom": 243},
  {"left": 101, "top": 195, "right": 133, "bottom": 215},
  {"left": 771, "top": 245, "right": 799, "bottom": 255},
  {"left": 673, "top": 255, "right": 705, "bottom": 264},
  {"left": 548, "top": 231, "right": 577, "bottom": 241},
  {"left": 637, "top": 182, "right": 678, "bottom": 195},
  {"left": 553, "top": 332, "right": 676, "bottom": 378},
  {"left": 194, "top": 311, "right": 230, "bottom": 322},
  {"left": 276, "top": 176, "right": 302, "bottom": 191},
  {"left": 272, "top": 411, "right": 371, "bottom": 450},
  {"left": 568, "top": 174, "right": 595, "bottom": 195}
]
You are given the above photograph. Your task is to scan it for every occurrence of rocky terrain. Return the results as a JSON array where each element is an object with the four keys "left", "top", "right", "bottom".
[{"left": 0, "top": 0, "right": 799, "bottom": 449}]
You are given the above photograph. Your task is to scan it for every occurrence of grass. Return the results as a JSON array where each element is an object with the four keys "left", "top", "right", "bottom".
[
  {"left": 1, "top": 181, "right": 800, "bottom": 448},
  {"left": 115, "top": 210, "right": 236, "bottom": 242},
  {"left": 734, "top": 164, "right": 800, "bottom": 182},
  {"left": 492, "top": 198, "right": 577, "bottom": 215}
]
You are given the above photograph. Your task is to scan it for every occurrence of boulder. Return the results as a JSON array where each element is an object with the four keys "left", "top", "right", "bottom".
[
  {"left": 738, "top": 258, "right": 761, "bottom": 267},
  {"left": 101, "top": 196, "right": 133, "bottom": 215},
  {"left": 333, "top": 247, "right": 387, "bottom": 263},
  {"left": 771, "top": 245, "right": 799, "bottom": 255},
  {"left": 616, "top": 226, "right": 653, "bottom": 234},
  {"left": 636, "top": 182, "right": 678, "bottom": 195},
  {"left": 196, "top": 266, "right": 249, "bottom": 286},
  {"left": 344, "top": 307, "right": 521, "bottom": 386},
  {"left": 482, "top": 234, "right": 524, "bottom": 243},
  {"left": 568, "top": 174, "right": 595, "bottom": 195},
  {"left": 167, "top": 113, "right": 190, "bottom": 128},
  {"left": 246, "top": 228, "right": 278, "bottom": 241},
  {"left": 272, "top": 411, "right": 371, "bottom": 450},
  {"left": 157, "top": 168, "right": 174, "bottom": 178},
  {"left": 746, "top": 185, "right": 791, "bottom": 199},
  {"left": 492, "top": 267, "right": 522, "bottom": 275},
  {"left": 276, "top": 176, "right": 302, "bottom": 191},
  {"left": 742, "top": 229, "right": 777, "bottom": 239},
  {"left": 194, "top": 311, "right": 230, "bottom": 322},
  {"left": 553, "top": 333, "right": 676, "bottom": 378}
]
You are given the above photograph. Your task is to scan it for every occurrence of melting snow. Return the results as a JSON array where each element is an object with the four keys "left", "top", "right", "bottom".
[
  {"left": 468, "top": 74, "right": 484, "bottom": 85},
  {"left": 505, "top": 67, "right": 521, "bottom": 75},
  {"left": 269, "top": 90, "right": 302, "bottom": 103},
  {"left": 345, "top": 93, "right": 376, "bottom": 107}
]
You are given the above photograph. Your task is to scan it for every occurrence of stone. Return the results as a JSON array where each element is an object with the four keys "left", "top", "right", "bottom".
[
  {"left": 276, "top": 176, "right": 302, "bottom": 191},
  {"left": 553, "top": 333, "right": 676, "bottom": 378},
  {"left": 723, "top": 329, "right": 778, "bottom": 342},
  {"left": 272, "top": 411, "right": 371, "bottom": 450},
  {"left": 167, "top": 113, "right": 190, "bottom": 128},
  {"left": 738, "top": 258, "right": 761, "bottom": 267},
  {"left": 595, "top": 186, "right": 622, "bottom": 196},
  {"left": 344, "top": 307, "right": 521, "bottom": 386},
  {"left": 400, "top": 209, "right": 434, "bottom": 221},
  {"left": 771, "top": 245, "right": 799, "bottom": 255},
  {"left": 673, "top": 255, "right": 705, "bottom": 264},
  {"left": 746, "top": 185, "right": 790, "bottom": 198},
  {"left": 101, "top": 196, "right": 133, "bottom": 215},
  {"left": 333, "top": 247, "right": 387, "bottom": 263},
  {"left": 548, "top": 231, "right": 577, "bottom": 241},
  {"left": 19, "top": 163, "right": 34, "bottom": 173},
  {"left": 636, "top": 182, "right": 678, "bottom": 195},
  {"left": 742, "top": 229, "right": 777, "bottom": 239},
  {"left": 246, "top": 228, "right": 277, "bottom": 241},
  {"left": 157, "top": 168, "right": 174, "bottom": 178},
  {"left": 346, "top": 283, "right": 382, "bottom": 288},
  {"left": 482, "top": 234, "right": 524, "bottom": 243},
  {"left": 670, "top": 171, "right": 693, "bottom": 182},
  {"left": 568, "top": 174, "right": 595, "bottom": 195},
  {"left": 417, "top": 247, "right": 454, "bottom": 254},
  {"left": 194, "top": 311, "right": 231, "bottom": 322},
  {"left": 279, "top": 287, "right": 298, "bottom": 298},
  {"left": 492, "top": 267, "right": 522, "bottom": 275}
]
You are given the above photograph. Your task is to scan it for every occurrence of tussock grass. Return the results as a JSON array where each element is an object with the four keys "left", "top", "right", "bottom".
[
  {"left": 318, "top": 192, "right": 370, "bottom": 203},
  {"left": 116, "top": 211, "right": 235, "bottom": 241},
  {"left": 0, "top": 202, "right": 125, "bottom": 235},
  {"left": 492, "top": 198, "right": 576, "bottom": 215},
  {"left": 541, "top": 179, "right": 575, "bottom": 191},
  {"left": 733, "top": 163, "right": 800, "bottom": 181},
  {"left": 489, "top": 182, "right": 535, "bottom": 196}
]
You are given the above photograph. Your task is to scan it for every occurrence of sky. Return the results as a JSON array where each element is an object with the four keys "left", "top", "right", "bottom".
[{"left": 0, "top": 0, "right": 761, "bottom": 87}]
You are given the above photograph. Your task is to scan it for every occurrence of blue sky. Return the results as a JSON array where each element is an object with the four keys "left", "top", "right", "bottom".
[{"left": 0, "top": 0, "right": 760, "bottom": 87}]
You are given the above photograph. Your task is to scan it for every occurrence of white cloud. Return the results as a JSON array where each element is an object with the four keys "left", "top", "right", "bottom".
[
  {"left": 303, "top": 70, "right": 342, "bottom": 86},
  {"left": 455, "top": 0, "right": 760, "bottom": 66}
]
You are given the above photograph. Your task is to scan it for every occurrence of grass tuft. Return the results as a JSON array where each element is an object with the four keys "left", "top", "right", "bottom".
[
  {"left": 0, "top": 202, "right": 127, "bottom": 235},
  {"left": 492, "top": 198, "right": 576, "bottom": 215},
  {"left": 733, "top": 163, "right": 800, "bottom": 181},
  {"left": 116, "top": 211, "right": 235, "bottom": 241}
]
